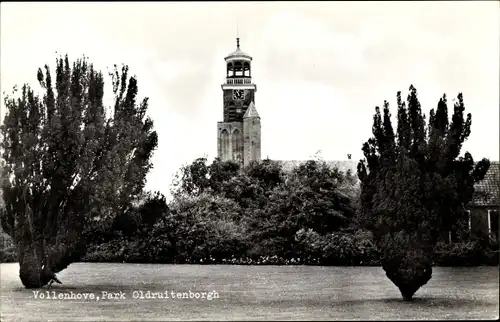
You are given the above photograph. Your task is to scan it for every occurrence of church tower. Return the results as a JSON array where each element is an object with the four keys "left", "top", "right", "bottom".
[{"left": 217, "top": 38, "right": 261, "bottom": 166}]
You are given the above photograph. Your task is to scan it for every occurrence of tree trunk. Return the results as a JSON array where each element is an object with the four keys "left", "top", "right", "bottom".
[
  {"left": 17, "top": 229, "right": 82, "bottom": 288},
  {"left": 384, "top": 264, "right": 433, "bottom": 302},
  {"left": 18, "top": 239, "right": 51, "bottom": 288},
  {"left": 398, "top": 284, "right": 419, "bottom": 301}
]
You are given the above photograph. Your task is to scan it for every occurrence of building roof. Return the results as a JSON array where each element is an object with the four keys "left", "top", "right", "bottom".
[
  {"left": 273, "top": 160, "right": 498, "bottom": 208},
  {"left": 225, "top": 47, "right": 252, "bottom": 60},
  {"left": 276, "top": 160, "right": 358, "bottom": 176},
  {"left": 471, "top": 161, "right": 500, "bottom": 207},
  {"left": 225, "top": 38, "right": 252, "bottom": 61},
  {"left": 243, "top": 102, "right": 259, "bottom": 118}
]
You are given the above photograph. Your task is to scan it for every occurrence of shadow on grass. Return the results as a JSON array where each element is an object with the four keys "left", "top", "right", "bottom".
[
  {"left": 337, "top": 297, "right": 490, "bottom": 308},
  {"left": 232, "top": 295, "right": 492, "bottom": 311}
]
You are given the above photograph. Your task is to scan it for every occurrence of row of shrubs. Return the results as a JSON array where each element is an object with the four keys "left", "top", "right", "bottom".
[
  {"left": 79, "top": 230, "right": 498, "bottom": 267},
  {"left": 433, "top": 240, "right": 499, "bottom": 266},
  {"left": 2, "top": 228, "right": 497, "bottom": 266},
  {"left": 80, "top": 229, "right": 381, "bottom": 266}
]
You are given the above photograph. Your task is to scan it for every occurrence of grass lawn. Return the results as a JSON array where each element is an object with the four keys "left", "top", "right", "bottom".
[{"left": 1, "top": 263, "right": 498, "bottom": 321}]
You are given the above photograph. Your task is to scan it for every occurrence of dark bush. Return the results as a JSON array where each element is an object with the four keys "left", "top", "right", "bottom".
[
  {"left": 0, "top": 227, "right": 17, "bottom": 263},
  {"left": 434, "top": 236, "right": 499, "bottom": 266},
  {"left": 295, "top": 228, "right": 380, "bottom": 266}
]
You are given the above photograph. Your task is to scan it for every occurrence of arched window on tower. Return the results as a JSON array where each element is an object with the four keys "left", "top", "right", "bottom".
[
  {"left": 243, "top": 62, "right": 250, "bottom": 77},
  {"left": 227, "top": 63, "right": 234, "bottom": 77},
  {"left": 220, "top": 129, "right": 230, "bottom": 161},
  {"left": 251, "top": 141, "right": 256, "bottom": 161},
  {"left": 234, "top": 61, "right": 243, "bottom": 77},
  {"left": 232, "top": 129, "right": 243, "bottom": 162}
]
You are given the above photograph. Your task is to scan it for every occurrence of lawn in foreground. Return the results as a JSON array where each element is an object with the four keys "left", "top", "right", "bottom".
[{"left": 0, "top": 263, "right": 498, "bottom": 321}]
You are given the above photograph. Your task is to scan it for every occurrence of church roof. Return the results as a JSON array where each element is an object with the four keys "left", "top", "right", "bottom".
[
  {"left": 470, "top": 161, "right": 500, "bottom": 207},
  {"left": 243, "top": 102, "right": 259, "bottom": 118},
  {"left": 276, "top": 160, "right": 358, "bottom": 177},
  {"left": 271, "top": 159, "right": 499, "bottom": 207}
]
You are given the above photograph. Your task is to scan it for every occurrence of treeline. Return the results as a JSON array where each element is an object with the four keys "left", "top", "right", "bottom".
[
  {"left": 1, "top": 156, "right": 498, "bottom": 266},
  {"left": 82, "top": 158, "right": 384, "bottom": 265},
  {"left": 6, "top": 157, "right": 492, "bottom": 266}
]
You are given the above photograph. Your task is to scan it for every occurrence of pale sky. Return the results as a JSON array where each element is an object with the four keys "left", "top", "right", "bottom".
[{"left": 1, "top": 1, "right": 499, "bottom": 197}]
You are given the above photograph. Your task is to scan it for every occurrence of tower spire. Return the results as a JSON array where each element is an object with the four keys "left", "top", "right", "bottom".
[{"left": 236, "top": 21, "right": 240, "bottom": 49}]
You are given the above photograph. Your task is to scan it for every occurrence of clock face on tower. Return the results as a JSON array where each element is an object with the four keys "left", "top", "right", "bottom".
[
  {"left": 223, "top": 88, "right": 254, "bottom": 122},
  {"left": 233, "top": 89, "right": 245, "bottom": 100}
]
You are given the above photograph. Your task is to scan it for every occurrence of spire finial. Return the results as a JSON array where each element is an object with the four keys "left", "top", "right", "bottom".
[{"left": 236, "top": 21, "right": 240, "bottom": 48}]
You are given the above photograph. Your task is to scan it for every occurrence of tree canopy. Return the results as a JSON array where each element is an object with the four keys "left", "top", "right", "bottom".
[
  {"left": 0, "top": 55, "right": 158, "bottom": 288},
  {"left": 357, "top": 85, "right": 490, "bottom": 300}
]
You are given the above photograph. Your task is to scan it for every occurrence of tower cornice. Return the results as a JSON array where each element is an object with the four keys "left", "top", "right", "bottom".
[{"left": 221, "top": 84, "right": 257, "bottom": 91}]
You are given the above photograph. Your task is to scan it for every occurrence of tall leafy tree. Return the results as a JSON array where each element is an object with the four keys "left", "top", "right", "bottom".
[
  {"left": 0, "top": 55, "right": 158, "bottom": 288},
  {"left": 249, "top": 160, "right": 355, "bottom": 258},
  {"left": 170, "top": 157, "right": 241, "bottom": 199},
  {"left": 357, "top": 85, "right": 489, "bottom": 300}
]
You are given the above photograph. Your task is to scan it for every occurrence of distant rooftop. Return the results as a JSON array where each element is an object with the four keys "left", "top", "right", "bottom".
[
  {"left": 274, "top": 160, "right": 498, "bottom": 208},
  {"left": 471, "top": 161, "right": 500, "bottom": 207},
  {"left": 276, "top": 160, "right": 358, "bottom": 176}
]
